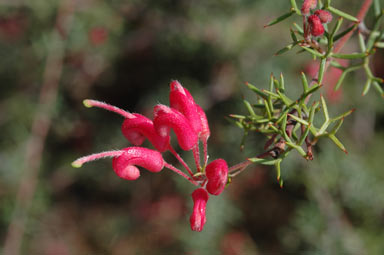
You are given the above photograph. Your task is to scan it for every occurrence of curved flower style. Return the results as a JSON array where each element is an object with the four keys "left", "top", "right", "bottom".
[
  {"left": 205, "top": 159, "right": 228, "bottom": 195},
  {"left": 153, "top": 104, "right": 198, "bottom": 151},
  {"left": 121, "top": 113, "right": 169, "bottom": 152},
  {"left": 190, "top": 188, "right": 209, "bottom": 232},
  {"left": 72, "top": 147, "right": 164, "bottom": 180}
]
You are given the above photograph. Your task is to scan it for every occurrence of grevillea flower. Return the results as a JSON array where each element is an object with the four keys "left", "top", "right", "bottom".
[
  {"left": 72, "top": 147, "right": 164, "bottom": 180},
  {"left": 121, "top": 113, "right": 169, "bottom": 152},
  {"left": 205, "top": 159, "right": 228, "bottom": 195},
  {"left": 314, "top": 10, "right": 333, "bottom": 24},
  {"left": 153, "top": 104, "right": 198, "bottom": 151},
  {"left": 301, "top": 0, "right": 317, "bottom": 16},
  {"left": 73, "top": 81, "right": 237, "bottom": 232},
  {"left": 190, "top": 188, "right": 209, "bottom": 232},
  {"left": 308, "top": 14, "right": 324, "bottom": 37}
]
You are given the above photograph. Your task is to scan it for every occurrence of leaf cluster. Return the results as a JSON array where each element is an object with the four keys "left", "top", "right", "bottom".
[
  {"left": 271, "top": 0, "right": 384, "bottom": 97},
  {"left": 230, "top": 73, "right": 354, "bottom": 186}
]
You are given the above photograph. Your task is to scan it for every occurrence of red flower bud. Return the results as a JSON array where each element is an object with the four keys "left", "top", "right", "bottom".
[
  {"left": 122, "top": 113, "right": 169, "bottom": 152},
  {"left": 301, "top": 0, "right": 317, "bottom": 15},
  {"left": 112, "top": 147, "right": 164, "bottom": 180},
  {"left": 308, "top": 14, "right": 324, "bottom": 37},
  {"left": 205, "top": 159, "right": 228, "bottom": 195},
  {"left": 153, "top": 104, "right": 198, "bottom": 151},
  {"left": 314, "top": 10, "right": 333, "bottom": 24},
  {"left": 190, "top": 188, "right": 209, "bottom": 232},
  {"left": 169, "top": 80, "right": 203, "bottom": 135}
]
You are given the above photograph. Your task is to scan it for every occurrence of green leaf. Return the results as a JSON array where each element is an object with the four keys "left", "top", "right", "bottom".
[
  {"left": 245, "top": 82, "right": 268, "bottom": 99},
  {"left": 358, "top": 32, "right": 366, "bottom": 52},
  {"left": 327, "top": 6, "right": 359, "bottom": 22},
  {"left": 275, "top": 42, "right": 297, "bottom": 56},
  {"left": 333, "top": 23, "right": 357, "bottom": 42},
  {"left": 293, "top": 22, "right": 304, "bottom": 35},
  {"left": 290, "top": 0, "right": 301, "bottom": 14},
  {"left": 243, "top": 100, "right": 257, "bottom": 117},
  {"left": 362, "top": 78, "right": 372, "bottom": 96},
  {"left": 301, "top": 72, "right": 309, "bottom": 92},
  {"left": 290, "top": 29, "right": 298, "bottom": 42},
  {"left": 375, "top": 42, "right": 384, "bottom": 48},
  {"left": 328, "top": 134, "right": 348, "bottom": 154},
  {"left": 300, "top": 46, "right": 324, "bottom": 58},
  {"left": 373, "top": 81, "right": 384, "bottom": 97},
  {"left": 280, "top": 73, "right": 285, "bottom": 92},
  {"left": 331, "top": 108, "right": 355, "bottom": 121},
  {"left": 248, "top": 157, "right": 281, "bottom": 165},
  {"left": 288, "top": 114, "right": 309, "bottom": 126},
  {"left": 318, "top": 58, "right": 326, "bottom": 84},
  {"left": 332, "top": 52, "right": 367, "bottom": 59},
  {"left": 277, "top": 91, "right": 293, "bottom": 106},
  {"left": 265, "top": 10, "right": 295, "bottom": 27},
  {"left": 320, "top": 95, "right": 329, "bottom": 122},
  {"left": 329, "top": 118, "right": 344, "bottom": 135}
]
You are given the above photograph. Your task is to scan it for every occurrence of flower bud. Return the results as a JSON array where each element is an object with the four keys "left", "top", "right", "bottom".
[
  {"left": 112, "top": 147, "right": 164, "bottom": 180},
  {"left": 169, "top": 80, "right": 203, "bottom": 135},
  {"left": 122, "top": 113, "right": 169, "bottom": 152},
  {"left": 314, "top": 10, "right": 333, "bottom": 24},
  {"left": 190, "top": 188, "right": 209, "bottom": 232},
  {"left": 205, "top": 159, "right": 228, "bottom": 195},
  {"left": 153, "top": 104, "right": 198, "bottom": 151},
  {"left": 308, "top": 14, "right": 324, "bottom": 37},
  {"left": 301, "top": 0, "right": 317, "bottom": 16}
]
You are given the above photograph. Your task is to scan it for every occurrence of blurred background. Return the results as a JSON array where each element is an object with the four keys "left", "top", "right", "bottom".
[{"left": 1, "top": 0, "right": 383, "bottom": 254}]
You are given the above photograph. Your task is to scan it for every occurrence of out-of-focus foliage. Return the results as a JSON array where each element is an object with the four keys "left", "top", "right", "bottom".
[{"left": 0, "top": 0, "right": 383, "bottom": 254}]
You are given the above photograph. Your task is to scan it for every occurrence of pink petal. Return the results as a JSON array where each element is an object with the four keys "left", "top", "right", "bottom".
[
  {"left": 112, "top": 147, "right": 164, "bottom": 180},
  {"left": 154, "top": 104, "right": 198, "bottom": 151}
]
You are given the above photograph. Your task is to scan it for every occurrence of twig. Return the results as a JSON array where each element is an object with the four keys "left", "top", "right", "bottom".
[{"left": 3, "top": 1, "right": 75, "bottom": 254}]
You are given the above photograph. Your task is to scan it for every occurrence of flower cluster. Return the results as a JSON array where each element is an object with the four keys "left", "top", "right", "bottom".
[
  {"left": 301, "top": 0, "right": 332, "bottom": 37},
  {"left": 72, "top": 80, "right": 231, "bottom": 232}
]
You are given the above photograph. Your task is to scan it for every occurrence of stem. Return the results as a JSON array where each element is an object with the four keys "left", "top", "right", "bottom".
[
  {"left": 83, "top": 99, "right": 135, "bottom": 119},
  {"left": 202, "top": 139, "right": 209, "bottom": 168},
  {"left": 168, "top": 145, "right": 194, "bottom": 177},
  {"left": 228, "top": 160, "right": 252, "bottom": 173},
  {"left": 192, "top": 145, "right": 201, "bottom": 172},
  {"left": 164, "top": 162, "right": 199, "bottom": 186},
  {"left": 3, "top": 1, "right": 75, "bottom": 254}
]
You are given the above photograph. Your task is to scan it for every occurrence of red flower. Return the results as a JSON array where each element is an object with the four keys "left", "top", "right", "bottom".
[
  {"left": 205, "top": 159, "right": 228, "bottom": 195},
  {"left": 190, "top": 188, "right": 209, "bottom": 232}
]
